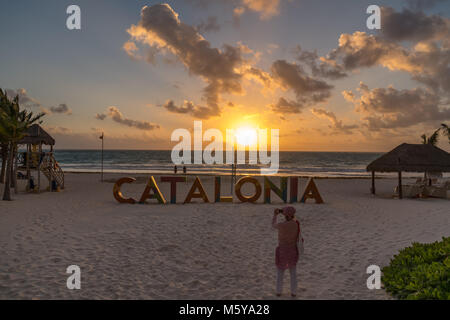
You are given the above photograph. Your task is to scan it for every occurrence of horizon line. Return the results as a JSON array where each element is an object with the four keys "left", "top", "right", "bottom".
[{"left": 49, "top": 148, "right": 383, "bottom": 153}]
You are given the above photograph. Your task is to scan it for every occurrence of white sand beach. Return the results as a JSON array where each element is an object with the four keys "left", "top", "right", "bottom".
[{"left": 0, "top": 173, "right": 448, "bottom": 300}]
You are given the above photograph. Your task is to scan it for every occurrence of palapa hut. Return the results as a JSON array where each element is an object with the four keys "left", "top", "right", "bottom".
[
  {"left": 17, "top": 124, "right": 64, "bottom": 192},
  {"left": 367, "top": 143, "right": 450, "bottom": 199},
  {"left": 19, "top": 124, "right": 55, "bottom": 147}
]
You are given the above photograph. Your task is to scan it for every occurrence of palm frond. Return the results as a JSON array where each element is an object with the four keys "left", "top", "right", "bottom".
[
  {"left": 427, "top": 129, "right": 440, "bottom": 146},
  {"left": 421, "top": 134, "right": 427, "bottom": 144},
  {"left": 441, "top": 123, "right": 450, "bottom": 144}
]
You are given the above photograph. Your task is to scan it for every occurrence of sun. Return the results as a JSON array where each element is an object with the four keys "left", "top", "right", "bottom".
[{"left": 235, "top": 127, "right": 258, "bottom": 147}]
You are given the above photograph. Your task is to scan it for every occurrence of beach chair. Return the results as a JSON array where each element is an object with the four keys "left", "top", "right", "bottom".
[
  {"left": 402, "top": 185, "right": 422, "bottom": 198},
  {"left": 425, "top": 185, "right": 447, "bottom": 198},
  {"left": 395, "top": 177, "right": 426, "bottom": 198}
]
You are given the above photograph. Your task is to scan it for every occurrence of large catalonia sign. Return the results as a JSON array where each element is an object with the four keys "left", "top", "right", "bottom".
[{"left": 113, "top": 176, "right": 324, "bottom": 205}]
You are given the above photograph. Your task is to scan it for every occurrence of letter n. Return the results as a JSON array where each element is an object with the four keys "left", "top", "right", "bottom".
[
  {"left": 289, "top": 177, "right": 298, "bottom": 203},
  {"left": 264, "top": 177, "right": 287, "bottom": 204}
]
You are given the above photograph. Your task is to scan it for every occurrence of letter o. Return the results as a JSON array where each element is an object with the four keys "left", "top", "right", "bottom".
[
  {"left": 113, "top": 177, "right": 137, "bottom": 204},
  {"left": 235, "top": 176, "right": 262, "bottom": 203}
]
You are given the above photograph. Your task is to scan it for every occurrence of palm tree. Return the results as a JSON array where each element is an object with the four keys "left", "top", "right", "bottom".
[
  {"left": 0, "top": 90, "right": 10, "bottom": 183},
  {"left": 440, "top": 123, "right": 450, "bottom": 144},
  {"left": 420, "top": 123, "right": 450, "bottom": 182},
  {"left": 420, "top": 123, "right": 450, "bottom": 146},
  {"left": 0, "top": 143, "right": 6, "bottom": 183},
  {"left": 420, "top": 131, "right": 439, "bottom": 146},
  {"left": 0, "top": 89, "right": 45, "bottom": 200}
]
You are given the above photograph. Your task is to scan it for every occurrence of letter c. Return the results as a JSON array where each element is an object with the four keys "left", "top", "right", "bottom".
[{"left": 113, "top": 177, "right": 137, "bottom": 204}]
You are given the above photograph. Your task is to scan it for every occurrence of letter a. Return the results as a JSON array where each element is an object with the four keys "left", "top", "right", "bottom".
[
  {"left": 366, "top": 5, "right": 381, "bottom": 30},
  {"left": 300, "top": 178, "right": 324, "bottom": 204},
  {"left": 66, "top": 5, "right": 81, "bottom": 30},
  {"left": 366, "top": 265, "right": 381, "bottom": 290},
  {"left": 139, "top": 176, "right": 166, "bottom": 204},
  {"left": 66, "top": 265, "right": 81, "bottom": 290},
  {"left": 184, "top": 177, "right": 209, "bottom": 203}
]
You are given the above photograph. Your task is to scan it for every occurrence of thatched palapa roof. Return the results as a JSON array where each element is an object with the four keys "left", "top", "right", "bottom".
[
  {"left": 367, "top": 143, "right": 450, "bottom": 173},
  {"left": 18, "top": 124, "right": 55, "bottom": 146}
]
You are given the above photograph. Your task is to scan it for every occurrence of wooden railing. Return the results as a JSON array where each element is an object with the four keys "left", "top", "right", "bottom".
[{"left": 39, "top": 153, "right": 65, "bottom": 190}]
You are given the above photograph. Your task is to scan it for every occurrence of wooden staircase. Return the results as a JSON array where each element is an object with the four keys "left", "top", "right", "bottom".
[{"left": 39, "top": 153, "right": 65, "bottom": 190}]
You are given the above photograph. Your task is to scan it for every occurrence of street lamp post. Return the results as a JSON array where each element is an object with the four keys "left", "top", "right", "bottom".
[{"left": 100, "top": 132, "right": 104, "bottom": 182}]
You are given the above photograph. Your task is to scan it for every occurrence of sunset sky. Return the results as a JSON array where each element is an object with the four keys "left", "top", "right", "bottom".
[{"left": 1, "top": 0, "right": 449, "bottom": 151}]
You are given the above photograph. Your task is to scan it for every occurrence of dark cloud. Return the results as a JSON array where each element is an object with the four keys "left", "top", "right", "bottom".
[
  {"left": 410, "top": 43, "right": 450, "bottom": 96},
  {"left": 323, "top": 6, "right": 450, "bottom": 99},
  {"left": 5, "top": 88, "right": 41, "bottom": 108},
  {"left": 6, "top": 88, "right": 73, "bottom": 116},
  {"left": 325, "top": 31, "right": 450, "bottom": 98},
  {"left": 96, "top": 107, "right": 160, "bottom": 131},
  {"left": 126, "top": 4, "right": 251, "bottom": 118},
  {"left": 196, "top": 16, "right": 221, "bottom": 33},
  {"left": 294, "top": 46, "right": 347, "bottom": 80},
  {"left": 327, "top": 32, "right": 405, "bottom": 71},
  {"left": 49, "top": 103, "right": 72, "bottom": 115},
  {"left": 271, "top": 97, "right": 304, "bottom": 114},
  {"left": 347, "top": 83, "right": 450, "bottom": 131},
  {"left": 95, "top": 113, "right": 107, "bottom": 120},
  {"left": 271, "top": 60, "right": 333, "bottom": 105},
  {"left": 406, "top": 0, "right": 448, "bottom": 11},
  {"left": 162, "top": 100, "right": 195, "bottom": 114},
  {"left": 381, "top": 7, "right": 449, "bottom": 43},
  {"left": 311, "top": 108, "right": 358, "bottom": 134},
  {"left": 108, "top": 107, "right": 159, "bottom": 131},
  {"left": 328, "top": 29, "right": 450, "bottom": 100},
  {"left": 246, "top": 67, "right": 275, "bottom": 88},
  {"left": 161, "top": 100, "right": 215, "bottom": 119},
  {"left": 316, "top": 6, "right": 450, "bottom": 133}
]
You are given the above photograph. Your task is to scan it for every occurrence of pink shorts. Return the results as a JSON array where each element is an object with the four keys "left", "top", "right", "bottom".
[{"left": 275, "top": 245, "right": 299, "bottom": 270}]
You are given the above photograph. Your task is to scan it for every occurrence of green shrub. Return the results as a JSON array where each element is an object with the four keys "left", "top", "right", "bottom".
[{"left": 382, "top": 237, "right": 450, "bottom": 300}]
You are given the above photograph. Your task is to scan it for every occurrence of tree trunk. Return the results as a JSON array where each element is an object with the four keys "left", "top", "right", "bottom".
[
  {"left": 13, "top": 145, "right": 18, "bottom": 194},
  {"left": 0, "top": 142, "right": 8, "bottom": 184},
  {"left": 3, "top": 142, "right": 13, "bottom": 201},
  {"left": 10, "top": 146, "right": 16, "bottom": 188}
]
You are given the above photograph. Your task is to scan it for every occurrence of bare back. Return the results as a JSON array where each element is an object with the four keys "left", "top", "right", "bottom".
[{"left": 275, "top": 220, "right": 298, "bottom": 246}]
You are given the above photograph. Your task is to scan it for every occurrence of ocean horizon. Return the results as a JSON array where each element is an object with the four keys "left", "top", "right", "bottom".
[{"left": 52, "top": 149, "right": 392, "bottom": 177}]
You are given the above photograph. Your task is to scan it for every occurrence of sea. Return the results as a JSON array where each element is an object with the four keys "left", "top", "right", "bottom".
[{"left": 52, "top": 150, "right": 394, "bottom": 177}]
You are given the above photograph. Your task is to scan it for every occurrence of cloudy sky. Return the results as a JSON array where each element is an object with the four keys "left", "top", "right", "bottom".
[{"left": 1, "top": 0, "right": 449, "bottom": 151}]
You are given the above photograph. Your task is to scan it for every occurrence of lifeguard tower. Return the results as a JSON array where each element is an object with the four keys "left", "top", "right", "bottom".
[{"left": 17, "top": 124, "right": 64, "bottom": 192}]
